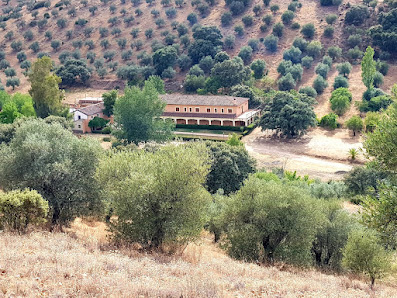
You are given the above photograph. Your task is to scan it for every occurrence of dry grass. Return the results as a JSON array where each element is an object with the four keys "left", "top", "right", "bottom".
[{"left": 1, "top": 219, "right": 397, "bottom": 297}]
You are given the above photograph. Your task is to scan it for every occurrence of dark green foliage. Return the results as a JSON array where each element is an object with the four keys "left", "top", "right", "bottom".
[
  {"left": 264, "top": 34, "right": 278, "bottom": 52},
  {"left": 153, "top": 46, "right": 178, "bottom": 75},
  {"left": 205, "top": 142, "right": 256, "bottom": 194},
  {"left": 313, "top": 75, "right": 328, "bottom": 94},
  {"left": 347, "top": 34, "right": 362, "bottom": 48},
  {"left": 333, "top": 75, "right": 349, "bottom": 89},
  {"left": 184, "top": 75, "right": 206, "bottom": 92},
  {"left": 272, "top": 22, "right": 284, "bottom": 37},
  {"left": 238, "top": 46, "right": 253, "bottom": 64},
  {"left": 315, "top": 63, "right": 330, "bottom": 78},
  {"left": 250, "top": 59, "right": 266, "bottom": 79},
  {"left": 319, "top": 113, "right": 338, "bottom": 129},
  {"left": 306, "top": 41, "right": 322, "bottom": 58},
  {"left": 299, "top": 86, "right": 317, "bottom": 98},
  {"left": 199, "top": 56, "right": 214, "bottom": 73},
  {"left": 234, "top": 25, "right": 244, "bottom": 36},
  {"left": 281, "top": 10, "right": 294, "bottom": 25},
  {"left": 326, "top": 14, "right": 337, "bottom": 24},
  {"left": 330, "top": 87, "right": 352, "bottom": 115},
  {"left": 56, "top": 59, "right": 91, "bottom": 86},
  {"left": 301, "top": 23, "right": 315, "bottom": 38},
  {"left": 327, "top": 46, "right": 342, "bottom": 59},
  {"left": 260, "top": 91, "right": 316, "bottom": 138},
  {"left": 376, "top": 60, "right": 389, "bottom": 76},
  {"left": 278, "top": 73, "right": 296, "bottom": 91},
  {"left": 242, "top": 15, "right": 254, "bottom": 27},
  {"left": 210, "top": 57, "right": 247, "bottom": 88},
  {"left": 292, "top": 37, "right": 308, "bottom": 52},
  {"left": 323, "top": 26, "right": 334, "bottom": 37},
  {"left": 345, "top": 5, "right": 369, "bottom": 25},
  {"left": 283, "top": 46, "right": 302, "bottom": 64}
]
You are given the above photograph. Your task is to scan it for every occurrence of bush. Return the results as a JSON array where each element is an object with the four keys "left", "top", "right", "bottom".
[
  {"left": 264, "top": 34, "right": 278, "bottom": 52},
  {"left": 326, "top": 14, "right": 337, "bottom": 24},
  {"left": 184, "top": 75, "right": 205, "bottom": 92},
  {"left": 330, "top": 87, "right": 352, "bottom": 115},
  {"left": 262, "top": 14, "right": 272, "bottom": 25},
  {"left": 344, "top": 5, "right": 369, "bottom": 25},
  {"left": 345, "top": 115, "right": 363, "bottom": 135},
  {"left": 322, "top": 55, "right": 333, "bottom": 67},
  {"left": 323, "top": 25, "right": 334, "bottom": 37},
  {"left": 315, "top": 63, "right": 330, "bottom": 78},
  {"left": 250, "top": 59, "right": 266, "bottom": 79},
  {"left": 301, "top": 56, "right": 313, "bottom": 69},
  {"left": 327, "top": 46, "right": 342, "bottom": 59},
  {"left": 306, "top": 41, "right": 322, "bottom": 58},
  {"left": 291, "top": 22, "right": 300, "bottom": 29},
  {"left": 97, "top": 144, "right": 211, "bottom": 249},
  {"left": 292, "top": 37, "right": 308, "bottom": 52},
  {"left": 234, "top": 25, "right": 244, "bottom": 36},
  {"left": 242, "top": 15, "right": 254, "bottom": 27},
  {"left": 333, "top": 75, "right": 349, "bottom": 89},
  {"left": 347, "top": 46, "right": 363, "bottom": 62},
  {"left": 278, "top": 73, "right": 296, "bottom": 91},
  {"left": 301, "top": 23, "right": 315, "bottom": 38},
  {"left": 221, "top": 12, "right": 233, "bottom": 26},
  {"left": 281, "top": 10, "right": 294, "bottom": 25},
  {"left": 347, "top": 34, "right": 362, "bottom": 48},
  {"left": 376, "top": 60, "right": 389, "bottom": 76},
  {"left": 222, "top": 176, "right": 322, "bottom": 265},
  {"left": 230, "top": 1, "right": 245, "bottom": 15},
  {"left": 313, "top": 75, "right": 328, "bottom": 94},
  {"left": 0, "top": 189, "right": 48, "bottom": 233},
  {"left": 238, "top": 46, "right": 253, "bottom": 64},
  {"left": 272, "top": 22, "right": 284, "bottom": 37},
  {"left": 320, "top": 113, "right": 338, "bottom": 129},
  {"left": 283, "top": 46, "right": 302, "bottom": 64},
  {"left": 336, "top": 62, "right": 352, "bottom": 77},
  {"left": 342, "top": 229, "right": 391, "bottom": 287},
  {"left": 299, "top": 86, "right": 317, "bottom": 98},
  {"left": 373, "top": 71, "right": 384, "bottom": 88}
]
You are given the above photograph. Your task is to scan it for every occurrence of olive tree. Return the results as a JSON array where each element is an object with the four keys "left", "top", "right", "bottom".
[{"left": 0, "top": 119, "right": 104, "bottom": 227}]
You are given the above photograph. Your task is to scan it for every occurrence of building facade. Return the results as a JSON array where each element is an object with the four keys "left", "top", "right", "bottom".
[
  {"left": 72, "top": 102, "right": 107, "bottom": 133},
  {"left": 160, "top": 94, "right": 259, "bottom": 127}
]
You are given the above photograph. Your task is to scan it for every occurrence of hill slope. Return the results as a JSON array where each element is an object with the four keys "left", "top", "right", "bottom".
[{"left": 0, "top": 229, "right": 396, "bottom": 297}]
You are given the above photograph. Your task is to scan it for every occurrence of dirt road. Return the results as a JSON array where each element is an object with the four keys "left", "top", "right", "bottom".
[{"left": 243, "top": 127, "right": 364, "bottom": 181}]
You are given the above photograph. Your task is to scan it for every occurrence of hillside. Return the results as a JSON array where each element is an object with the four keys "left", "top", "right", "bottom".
[
  {"left": 1, "top": 222, "right": 397, "bottom": 297},
  {"left": 0, "top": 0, "right": 396, "bottom": 119}
]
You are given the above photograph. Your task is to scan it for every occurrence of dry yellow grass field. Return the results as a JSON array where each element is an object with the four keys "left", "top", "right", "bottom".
[{"left": 1, "top": 219, "right": 397, "bottom": 297}]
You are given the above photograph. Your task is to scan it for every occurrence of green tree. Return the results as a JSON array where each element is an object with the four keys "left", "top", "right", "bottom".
[
  {"left": 152, "top": 46, "right": 178, "bottom": 75},
  {"left": 88, "top": 116, "right": 108, "bottom": 130},
  {"left": 102, "top": 90, "right": 117, "bottom": 117},
  {"left": 113, "top": 80, "right": 174, "bottom": 144},
  {"left": 226, "top": 133, "right": 244, "bottom": 146},
  {"left": 362, "top": 186, "right": 397, "bottom": 248},
  {"left": 342, "top": 228, "right": 391, "bottom": 287},
  {"left": 364, "top": 103, "right": 397, "bottom": 173},
  {"left": 55, "top": 59, "right": 91, "bottom": 87},
  {"left": 210, "top": 57, "right": 247, "bottom": 89},
  {"left": 250, "top": 59, "right": 266, "bottom": 79},
  {"left": 345, "top": 115, "right": 363, "bottom": 136},
  {"left": 312, "top": 200, "right": 354, "bottom": 270},
  {"left": 0, "top": 119, "right": 103, "bottom": 226},
  {"left": 222, "top": 176, "right": 323, "bottom": 265},
  {"left": 205, "top": 141, "right": 256, "bottom": 194},
  {"left": 259, "top": 91, "right": 316, "bottom": 138},
  {"left": 96, "top": 143, "right": 211, "bottom": 249},
  {"left": 361, "top": 46, "right": 376, "bottom": 90},
  {"left": 0, "top": 189, "right": 49, "bottom": 233},
  {"left": 0, "top": 101, "right": 21, "bottom": 123},
  {"left": 330, "top": 87, "right": 352, "bottom": 115},
  {"left": 28, "top": 57, "right": 64, "bottom": 118}
]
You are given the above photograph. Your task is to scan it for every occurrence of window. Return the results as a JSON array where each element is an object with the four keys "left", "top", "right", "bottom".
[
  {"left": 184, "top": 107, "right": 187, "bottom": 112},
  {"left": 176, "top": 107, "right": 180, "bottom": 112},
  {"left": 214, "top": 108, "right": 217, "bottom": 113},
  {"left": 228, "top": 108, "right": 233, "bottom": 113},
  {"left": 78, "top": 115, "right": 81, "bottom": 120},
  {"left": 189, "top": 107, "right": 192, "bottom": 112},
  {"left": 78, "top": 125, "right": 81, "bottom": 128},
  {"left": 221, "top": 108, "right": 224, "bottom": 113},
  {"left": 206, "top": 108, "right": 211, "bottom": 113},
  {"left": 195, "top": 107, "right": 200, "bottom": 112}
]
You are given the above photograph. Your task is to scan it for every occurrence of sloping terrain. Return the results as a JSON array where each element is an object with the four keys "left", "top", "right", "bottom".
[
  {"left": 1, "top": 0, "right": 395, "bottom": 118},
  {"left": 1, "top": 229, "right": 397, "bottom": 297}
]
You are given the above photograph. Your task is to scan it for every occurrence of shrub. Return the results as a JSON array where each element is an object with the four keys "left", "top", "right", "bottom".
[
  {"left": 313, "top": 75, "right": 328, "bottom": 94},
  {"left": 184, "top": 75, "right": 205, "bottom": 92},
  {"left": 187, "top": 13, "right": 198, "bottom": 25},
  {"left": 291, "top": 22, "right": 300, "bottom": 29},
  {"left": 230, "top": 1, "right": 245, "bottom": 15},
  {"left": 278, "top": 73, "right": 296, "bottom": 91},
  {"left": 250, "top": 59, "right": 266, "bottom": 79},
  {"left": 301, "top": 23, "right": 315, "bottom": 38},
  {"left": 347, "top": 34, "right": 362, "bottom": 48},
  {"left": 373, "top": 71, "right": 384, "bottom": 88},
  {"left": 262, "top": 14, "right": 272, "bottom": 25},
  {"left": 0, "top": 189, "right": 48, "bottom": 233},
  {"left": 272, "top": 22, "right": 284, "bottom": 37},
  {"left": 270, "top": 4, "right": 279, "bottom": 13},
  {"left": 376, "top": 60, "right": 389, "bottom": 76},
  {"left": 327, "top": 46, "right": 342, "bottom": 59},
  {"left": 322, "top": 55, "right": 333, "bottom": 67},
  {"left": 292, "top": 38, "right": 307, "bottom": 52},
  {"left": 315, "top": 63, "right": 330, "bottom": 78},
  {"left": 326, "top": 14, "right": 337, "bottom": 24},
  {"left": 264, "top": 34, "right": 278, "bottom": 52},
  {"left": 238, "top": 46, "right": 253, "bottom": 64},
  {"left": 320, "top": 113, "right": 338, "bottom": 129},
  {"left": 333, "top": 75, "right": 349, "bottom": 89},
  {"left": 234, "top": 25, "right": 244, "bottom": 36},
  {"left": 224, "top": 35, "right": 236, "bottom": 49},
  {"left": 96, "top": 144, "right": 211, "bottom": 249},
  {"left": 248, "top": 39, "right": 260, "bottom": 51},
  {"left": 283, "top": 46, "right": 302, "bottom": 64},
  {"left": 347, "top": 46, "right": 363, "bottom": 62},
  {"left": 281, "top": 10, "right": 294, "bottom": 25},
  {"left": 299, "top": 86, "right": 317, "bottom": 98},
  {"left": 345, "top": 115, "right": 363, "bottom": 136},
  {"left": 342, "top": 229, "right": 391, "bottom": 287},
  {"left": 344, "top": 5, "right": 369, "bottom": 25},
  {"left": 330, "top": 88, "right": 352, "bottom": 115},
  {"left": 242, "top": 15, "right": 254, "bottom": 27},
  {"left": 323, "top": 25, "right": 334, "bottom": 37},
  {"left": 221, "top": 12, "right": 233, "bottom": 26},
  {"left": 222, "top": 176, "right": 322, "bottom": 265},
  {"left": 336, "top": 62, "right": 352, "bottom": 77},
  {"left": 306, "top": 41, "right": 322, "bottom": 58}
]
